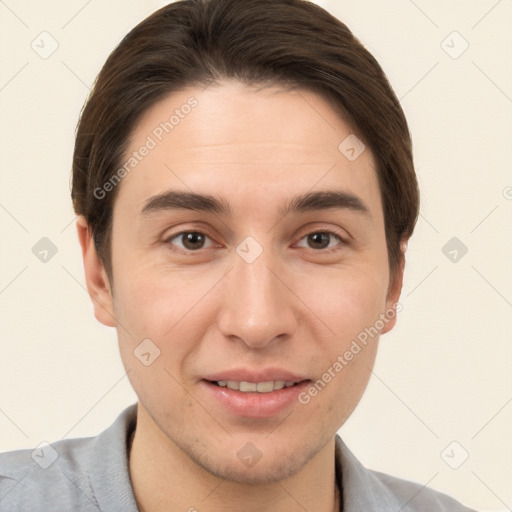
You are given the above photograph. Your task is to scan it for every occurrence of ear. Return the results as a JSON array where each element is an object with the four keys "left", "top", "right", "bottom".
[
  {"left": 381, "top": 238, "right": 408, "bottom": 334},
  {"left": 76, "top": 216, "right": 116, "bottom": 327}
]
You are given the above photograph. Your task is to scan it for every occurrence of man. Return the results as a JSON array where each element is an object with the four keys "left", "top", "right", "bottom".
[{"left": 0, "top": 0, "right": 477, "bottom": 510}]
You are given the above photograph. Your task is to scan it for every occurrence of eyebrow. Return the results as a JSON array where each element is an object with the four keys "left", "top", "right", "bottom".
[{"left": 141, "top": 189, "right": 371, "bottom": 218}]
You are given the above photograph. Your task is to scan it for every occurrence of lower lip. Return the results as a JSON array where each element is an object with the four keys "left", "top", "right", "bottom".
[{"left": 201, "top": 380, "right": 311, "bottom": 418}]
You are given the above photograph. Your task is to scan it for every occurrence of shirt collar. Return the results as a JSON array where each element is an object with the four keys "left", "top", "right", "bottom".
[
  {"left": 88, "top": 404, "right": 397, "bottom": 512},
  {"left": 89, "top": 403, "right": 139, "bottom": 512},
  {"left": 335, "top": 434, "right": 398, "bottom": 511}
]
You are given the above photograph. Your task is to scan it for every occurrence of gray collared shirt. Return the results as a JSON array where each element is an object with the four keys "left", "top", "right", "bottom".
[{"left": 0, "top": 404, "right": 477, "bottom": 511}]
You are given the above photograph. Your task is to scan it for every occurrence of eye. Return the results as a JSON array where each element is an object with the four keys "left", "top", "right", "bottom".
[
  {"left": 295, "top": 230, "right": 345, "bottom": 252},
  {"left": 165, "top": 231, "right": 216, "bottom": 252},
  {"left": 164, "top": 229, "right": 346, "bottom": 254}
]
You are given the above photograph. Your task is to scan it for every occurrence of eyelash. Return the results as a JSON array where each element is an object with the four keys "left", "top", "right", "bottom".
[{"left": 163, "top": 228, "right": 347, "bottom": 255}]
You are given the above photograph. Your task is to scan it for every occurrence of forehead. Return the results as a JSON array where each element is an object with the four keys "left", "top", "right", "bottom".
[{"left": 113, "top": 80, "right": 382, "bottom": 220}]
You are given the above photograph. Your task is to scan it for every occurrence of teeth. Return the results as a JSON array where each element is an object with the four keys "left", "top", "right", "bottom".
[
  {"left": 215, "top": 380, "right": 296, "bottom": 392},
  {"left": 240, "top": 381, "right": 257, "bottom": 392},
  {"left": 272, "top": 381, "right": 286, "bottom": 390},
  {"left": 256, "top": 381, "right": 275, "bottom": 393}
]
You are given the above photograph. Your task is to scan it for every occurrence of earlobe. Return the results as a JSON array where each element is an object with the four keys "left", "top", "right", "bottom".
[
  {"left": 381, "top": 238, "right": 408, "bottom": 334},
  {"left": 76, "top": 216, "right": 117, "bottom": 328}
]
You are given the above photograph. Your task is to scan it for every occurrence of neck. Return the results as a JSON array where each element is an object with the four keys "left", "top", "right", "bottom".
[{"left": 128, "top": 404, "right": 340, "bottom": 512}]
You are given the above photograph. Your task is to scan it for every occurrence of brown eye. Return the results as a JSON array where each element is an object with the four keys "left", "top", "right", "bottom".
[
  {"left": 167, "top": 231, "right": 213, "bottom": 251},
  {"left": 307, "top": 232, "right": 331, "bottom": 249},
  {"left": 296, "top": 231, "right": 344, "bottom": 252}
]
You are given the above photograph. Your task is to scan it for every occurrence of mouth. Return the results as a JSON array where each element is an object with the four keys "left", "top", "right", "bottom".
[
  {"left": 200, "top": 376, "right": 311, "bottom": 418},
  {"left": 206, "top": 379, "right": 304, "bottom": 393}
]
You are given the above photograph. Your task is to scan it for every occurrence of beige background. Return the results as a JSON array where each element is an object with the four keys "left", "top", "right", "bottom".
[{"left": 1, "top": 1, "right": 511, "bottom": 510}]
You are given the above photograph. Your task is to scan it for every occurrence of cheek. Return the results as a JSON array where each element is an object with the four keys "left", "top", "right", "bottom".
[
  {"left": 113, "top": 257, "right": 388, "bottom": 351},
  {"left": 113, "top": 256, "right": 191, "bottom": 324},
  {"left": 295, "top": 265, "right": 388, "bottom": 340},
  {"left": 111, "top": 269, "right": 205, "bottom": 408},
  {"left": 112, "top": 265, "right": 218, "bottom": 362}
]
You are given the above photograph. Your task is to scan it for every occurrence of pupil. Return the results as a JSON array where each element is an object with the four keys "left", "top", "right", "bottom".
[
  {"left": 181, "top": 232, "right": 331, "bottom": 250},
  {"left": 183, "top": 232, "right": 204, "bottom": 250},
  {"left": 309, "top": 232, "right": 329, "bottom": 249}
]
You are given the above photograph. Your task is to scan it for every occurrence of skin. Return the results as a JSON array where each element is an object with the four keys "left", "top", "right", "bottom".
[{"left": 77, "top": 80, "right": 406, "bottom": 512}]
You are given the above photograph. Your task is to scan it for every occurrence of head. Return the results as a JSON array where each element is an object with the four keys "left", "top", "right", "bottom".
[{"left": 73, "top": 0, "right": 419, "bottom": 484}]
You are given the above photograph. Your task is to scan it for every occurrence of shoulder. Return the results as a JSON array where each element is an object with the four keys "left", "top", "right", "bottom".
[
  {"left": 0, "top": 436, "right": 100, "bottom": 511},
  {"left": 369, "top": 469, "right": 478, "bottom": 512},
  {"left": 334, "top": 435, "right": 478, "bottom": 512},
  {"left": 0, "top": 404, "right": 138, "bottom": 512}
]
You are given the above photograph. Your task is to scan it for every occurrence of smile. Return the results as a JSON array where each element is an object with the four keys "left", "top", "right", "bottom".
[{"left": 213, "top": 380, "right": 298, "bottom": 393}]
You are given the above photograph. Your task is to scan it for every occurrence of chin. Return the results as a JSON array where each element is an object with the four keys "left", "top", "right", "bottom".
[
  {"left": 198, "top": 453, "right": 306, "bottom": 484},
  {"left": 189, "top": 436, "right": 322, "bottom": 485}
]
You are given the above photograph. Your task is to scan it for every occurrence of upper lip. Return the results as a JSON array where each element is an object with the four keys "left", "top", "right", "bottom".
[{"left": 203, "top": 368, "right": 309, "bottom": 383}]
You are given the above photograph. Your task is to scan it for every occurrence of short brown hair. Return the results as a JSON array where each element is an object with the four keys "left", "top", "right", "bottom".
[{"left": 71, "top": 0, "right": 419, "bottom": 283}]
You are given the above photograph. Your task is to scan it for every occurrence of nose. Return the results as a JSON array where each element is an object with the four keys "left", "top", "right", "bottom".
[{"left": 217, "top": 246, "right": 298, "bottom": 349}]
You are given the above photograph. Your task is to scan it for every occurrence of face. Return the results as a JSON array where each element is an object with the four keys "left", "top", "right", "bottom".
[{"left": 80, "top": 80, "right": 403, "bottom": 484}]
